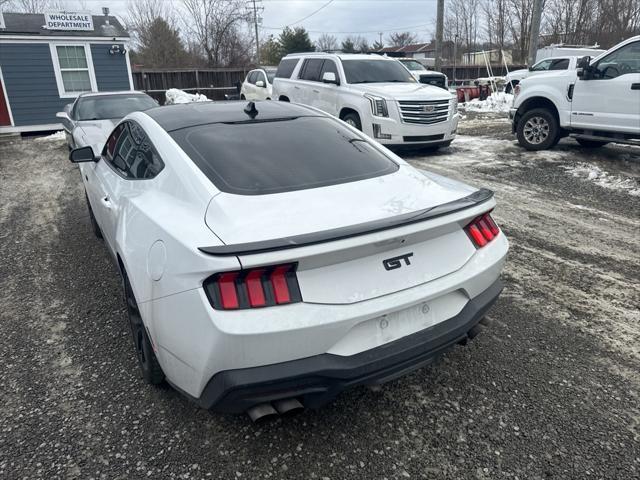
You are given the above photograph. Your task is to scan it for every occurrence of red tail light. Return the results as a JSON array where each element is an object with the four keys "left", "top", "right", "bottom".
[
  {"left": 465, "top": 213, "right": 500, "bottom": 248},
  {"left": 204, "top": 263, "right": 301, "bottom": 310}
]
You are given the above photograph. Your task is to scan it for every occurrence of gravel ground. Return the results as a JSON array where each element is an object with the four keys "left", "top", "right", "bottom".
[{"left": 1, "top": 114, "right": 639, "bottom": 480}]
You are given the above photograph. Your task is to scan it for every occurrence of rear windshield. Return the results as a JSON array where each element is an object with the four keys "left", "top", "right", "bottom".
[{"left": 171, "top": 116, "right": 399, "bottom": 195}]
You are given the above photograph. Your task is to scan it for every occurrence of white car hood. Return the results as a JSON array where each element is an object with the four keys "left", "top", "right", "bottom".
[
  {"left": 205, "top": 166, "right": 478, "bottom": 245},
  {"left": 77, "top": 119, "right": 117, "bottom": 153},
  {"left": 348, "top": 82, "right": 452, "bottom": 101}
]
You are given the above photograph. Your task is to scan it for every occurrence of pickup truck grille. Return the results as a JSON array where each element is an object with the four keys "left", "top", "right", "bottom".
[{"left": 398, "top": 99, "right": 450, "bottom": 125}]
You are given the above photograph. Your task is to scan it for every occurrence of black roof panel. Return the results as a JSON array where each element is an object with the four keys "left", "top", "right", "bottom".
[
  {"left": 144, "top": 101, "right": 322, "bottom": 132},
  {"left": 0, "top": 12, "right": 128, "bottom": 37}
]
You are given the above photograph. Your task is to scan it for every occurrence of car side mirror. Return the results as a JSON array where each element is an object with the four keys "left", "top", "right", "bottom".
[
  {"left": 56, "top": 111, "right": 70, "bottom": 121},
  {"left": 255, "top": 80, "right": 265, "bottom": 87},
  {"left": 69, "top": 146, "right": 99, "bottom": 163},
  {"left": 528, "top": 66, "right": 534, "bottom": 71},
  {"left": 322, "top": 71, "right": 339, "bottom": 85}
]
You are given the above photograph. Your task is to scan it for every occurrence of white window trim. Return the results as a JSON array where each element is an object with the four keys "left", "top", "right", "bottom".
[{"left": 49, "top": 42, "right": 98, "bottom": 98}]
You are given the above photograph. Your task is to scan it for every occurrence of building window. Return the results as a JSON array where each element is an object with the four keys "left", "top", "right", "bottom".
[{"left": 50, "top": 44, "right": 97, "bottom": 97}]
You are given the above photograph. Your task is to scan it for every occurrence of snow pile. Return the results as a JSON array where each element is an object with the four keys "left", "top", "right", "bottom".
[
  {"left": 165, "top": 88, "right": 210, "bottom": 105},
  {"left": 562, "top": 163, "right": 640, "bottom": 197},
  {"left": 34, "top": 131, "right": 66, "bottom": 142},
  {"left": 461, "top": 92, "right": 514, "bottom": 113}
]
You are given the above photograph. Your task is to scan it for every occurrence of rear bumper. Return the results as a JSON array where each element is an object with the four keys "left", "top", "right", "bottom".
[{"left": 197, "top": 278, "right": 503, "bottom": 413}]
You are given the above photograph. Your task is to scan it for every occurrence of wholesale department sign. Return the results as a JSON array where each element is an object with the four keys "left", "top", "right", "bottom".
[{"left": 44, "top": 12, "right": 94, "bottom": 31}]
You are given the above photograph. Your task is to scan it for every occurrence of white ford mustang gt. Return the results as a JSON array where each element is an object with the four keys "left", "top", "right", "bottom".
[{"left": 69, "top": 101, "right": 508, "bottom": 418}]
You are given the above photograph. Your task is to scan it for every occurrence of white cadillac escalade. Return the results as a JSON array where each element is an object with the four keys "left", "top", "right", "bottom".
[{"left": 272, "top": 53, "right": 459, "bottom": 149}]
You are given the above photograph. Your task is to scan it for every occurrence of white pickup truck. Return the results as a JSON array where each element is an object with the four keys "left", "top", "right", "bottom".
[{"left": 510, "top": 36, "right": 640, "bottom": 150}]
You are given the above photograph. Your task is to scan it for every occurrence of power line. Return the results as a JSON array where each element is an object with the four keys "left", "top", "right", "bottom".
[
  {"left": 261, "top": 0, "right": 335, "bottom": 30},
  {"left": 261, "top": 22, "right": 432, "bottom": 34}
]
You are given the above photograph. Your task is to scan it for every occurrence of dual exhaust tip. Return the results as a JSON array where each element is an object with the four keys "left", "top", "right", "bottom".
[
  {"left": 246, "top": 398, "right": 304, "bottom": 422},
  {"left": 246, "top": 317, "right": 492, "bottom": 421}
]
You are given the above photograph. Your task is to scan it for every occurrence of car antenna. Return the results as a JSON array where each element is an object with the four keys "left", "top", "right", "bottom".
[{"left": 244, "top": 101, "right": 258, "bottom": 119}]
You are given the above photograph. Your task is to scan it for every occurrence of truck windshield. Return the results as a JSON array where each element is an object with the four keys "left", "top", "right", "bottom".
[
  {"left": 400, "top": 60, "right": 426, "bottom": 71},
  {"left": 342, "top": 60, "right": 416, "bottom": 84}
]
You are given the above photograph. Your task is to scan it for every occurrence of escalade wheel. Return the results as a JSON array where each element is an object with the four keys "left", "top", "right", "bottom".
[
  {"left": 576, "top": 138, "right": 609, "bottom": 148},
  {"left": 342, "top": 112, "right": 362, "bottom": 131},
  {"left": 124, "top": 273, "right": 165, "bottom": 385},
  {"left": 516, "top": 108, "right": 560, "bottom": 151}
]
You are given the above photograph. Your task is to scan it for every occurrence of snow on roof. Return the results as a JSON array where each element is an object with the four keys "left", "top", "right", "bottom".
[{"left": 0, "top": 12, "right": 128, "bottom": 38}]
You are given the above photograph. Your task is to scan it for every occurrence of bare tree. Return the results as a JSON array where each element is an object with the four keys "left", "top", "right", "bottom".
[
  {"left": 4, "top": 0, "right": 67, "bottom": 12},
  {"left": 387, "top": 31, "right": 417, "bottom": 47},
  {"left": 316, "top": 33, "right": 338, "bottom": 51},
  {"left": 181, "top": 0, "right": 251, "bottom": 67}
]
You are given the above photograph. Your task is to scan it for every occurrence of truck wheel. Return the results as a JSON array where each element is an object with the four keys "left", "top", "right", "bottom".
[
  {"left": 124, "top": 272, "right": 165, "bottom": 385},
  {"left": 516, "top": 108, "right": 560, "bottom": 151},
  {"left": 342, "top": 112, "right": 362, "bottom": 131},
  {"left": 576, "top": 138, "right": 609, "bottom": 148},
  {"left": 504, "top": 81, "right": 518, "bottom": 94}
]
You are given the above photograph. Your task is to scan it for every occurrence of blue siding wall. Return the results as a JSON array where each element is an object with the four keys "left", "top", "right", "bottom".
[
  {"left": 0, "top": 43, "right": 68, "bottom": 127},
  {"left": 0, "top": 42, "right": 132, "bottom": 128},
  {"left": 91, "top": 43, "right": 131, "bottom": 91}
]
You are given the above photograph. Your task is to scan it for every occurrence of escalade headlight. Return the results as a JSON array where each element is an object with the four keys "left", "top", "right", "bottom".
[
  {"left": 364, "top": 94, "right": 389, "bottom": 117},
  {"left": 451, "top": 96, "right": 458, "bottom": 114}
]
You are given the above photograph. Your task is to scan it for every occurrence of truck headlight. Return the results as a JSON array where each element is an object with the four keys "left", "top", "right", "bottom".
[
  {"left": 451, "top": 96, "right": 458, "bottom": 114},
  {"left": 365, "top": 94, "right": 388, "bottom": 117}
]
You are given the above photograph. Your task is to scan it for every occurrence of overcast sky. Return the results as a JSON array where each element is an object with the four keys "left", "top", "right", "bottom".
[{"left": 56, "top": 0, "right": 439, "bottom": 46}]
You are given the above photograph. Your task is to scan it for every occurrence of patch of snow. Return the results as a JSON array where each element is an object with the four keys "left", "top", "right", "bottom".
[
  {"left": 562, "top": 163, "right": 640, "bottom": 196},
  {"left": 460, "top": 92, "right": 514, "bottom": 113},
  {"left": 165, "top": 88, "right": 210, "bottom": 105},
  {"left": 34, "top": 131, "right": 66, "bottom": 142}
]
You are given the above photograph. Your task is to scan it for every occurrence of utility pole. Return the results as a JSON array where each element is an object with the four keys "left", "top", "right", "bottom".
[
  {"left": 435, "top": 0, "right": 444, "bottom": 70},
  {"left": 527, "top": 0, "right": 543, "bottom": 65},
  {"left": 251, "top": 0, "right": 261, "bottom": 64}
]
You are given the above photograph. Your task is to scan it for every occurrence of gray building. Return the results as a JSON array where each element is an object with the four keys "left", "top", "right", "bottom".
[{"left": 0, "top": 11, "right": 132, "bottom": 133}]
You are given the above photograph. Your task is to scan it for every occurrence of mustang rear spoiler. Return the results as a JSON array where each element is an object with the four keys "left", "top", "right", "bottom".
[{"left": 199, "top": 188, "right": 493, "bottom": 257}]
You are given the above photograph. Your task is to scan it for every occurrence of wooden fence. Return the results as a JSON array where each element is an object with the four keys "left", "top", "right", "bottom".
[
  {"left": 132, "top": 64, "right": 527, "bottom": 102},
  {"left": 441, "top": 64, "right": 527, "bottom": 82},
  {"left": 132, "top": 68, "right": 249, "bottom": 103}
]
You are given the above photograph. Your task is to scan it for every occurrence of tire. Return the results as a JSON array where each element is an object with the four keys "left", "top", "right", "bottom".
[
  {"left": 516, "top": 108, "right": 560, "bottom": 151},
  {"left": 504, "top": 80, "right": 518, "bottom": 94},
  {"left": 576, "top": 138, "right": 609, "bottom": 148},
  {"left": 342, "top": 112, "right": 362, "bottom": 131},
  {"left": 240, "top": 94, "right": 246, "bottom": 100},
  {"left": 85, "top": 193, "right": 103, "bottom": 239},
  {"left": 123, "top": 273, "right": 165, "bottom": 385},
  {"left": 279, "top": 96, "right": 290, "bottom": 102}
]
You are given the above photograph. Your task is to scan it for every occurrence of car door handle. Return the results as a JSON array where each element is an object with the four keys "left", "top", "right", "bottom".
[
  {"left": 294, "top": 86, "right": 300, "bottom": 90},
  {"left": 312, "top": 89, "right": 320, "bottom": 94},
  {"left": 100, "top": 196, "right": 112, "bottom": 209},
  {"left": 631, "top": 83, "right": 640, "bottom": 90}
]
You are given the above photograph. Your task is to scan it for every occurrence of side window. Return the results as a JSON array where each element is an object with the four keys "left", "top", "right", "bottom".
[
  {"left": 275, "top": 58, "right": 299, "bottom": 78},
  {"left": 111, "top": 123, "right": 137, "bottom": 177},
  {"left": 299, "top": 59, "right": 324, "bottom": 81},
  {"left": 103, "top": 122, "right": 126, "bottom": 160},
  {"left": 593, "top": 41, "right": 640, "bottom": 79},
  {"left": 531, "top": 59, "right": 552, "bottom": 71},
  {"left": 255, "top": 72, "right": 266, "bottom": 85},
  {"left": 320, "top": 60, "right": 340, "bottom": 81},
  {"left": 125, "top": 121, "right": 164, "bottom": 179},
  {"left": 549, "top": 58, "right": 570, "bottom": 70},
  {"left": 247, "top": 71, "right": 257, "bottom": 84}
]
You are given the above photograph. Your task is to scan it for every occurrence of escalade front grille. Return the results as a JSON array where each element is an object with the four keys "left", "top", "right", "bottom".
[{"left": 398, "top": 99, "right": 450, "bottom": 125}]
